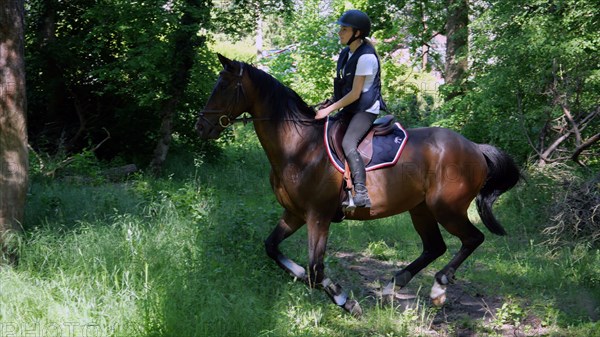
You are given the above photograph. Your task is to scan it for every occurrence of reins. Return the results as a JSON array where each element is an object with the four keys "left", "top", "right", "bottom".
[{"left": 219, "top": 113, "right": 272, "bottom": 127}]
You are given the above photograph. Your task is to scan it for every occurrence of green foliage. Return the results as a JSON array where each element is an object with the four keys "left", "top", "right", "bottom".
[
  {"left": 366, "top": 0, "right": 446, "bottom": 71},
  {"left": 212, "top": 0, "right": 294, "bottom": 39},
  {"left": 261, "top": 0, "right": 339, "bottom": 104},
  {"left": 492, "top": 297, "right": 526, "bottom": 329},
  {"left": 23, "top": 0, "right": 599, "bottom": 168},
  {"left": 366, "top": 240, "right": 395, "bottom": 261},
  {"left": 25, "top": 0, "right": 216, "bottom": 162},
  {"left": 210, "top": 35, "right": 257, "bottom": 62},
  {"left": 438, "top": 0, "right": 600, "bottom": 162},
  {"left": 261, "top": 0, "right": 440, "bottom": 126},
  {"left": 382, "top": 62, "right": 442, "bottom": 127}
]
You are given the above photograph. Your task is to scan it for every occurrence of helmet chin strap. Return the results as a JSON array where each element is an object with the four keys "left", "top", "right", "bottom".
[{"left": 346, "top": 29, "right": 362, "bottom": 46}]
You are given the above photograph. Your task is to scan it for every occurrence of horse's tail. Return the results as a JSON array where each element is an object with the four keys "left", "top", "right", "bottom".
[{"left": 476, "top": 144, "right": 522, "bottom": 236}]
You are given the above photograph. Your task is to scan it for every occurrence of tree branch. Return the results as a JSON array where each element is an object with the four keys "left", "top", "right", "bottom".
[
  {"left": 41, "top": 128, "right": 110, "bottom": 177},
  {"left": 572, "top": 132, "right": 600, "bottom": 166},
  {"left": 538, "top": 107, "right": 598, "bottom": 165}
]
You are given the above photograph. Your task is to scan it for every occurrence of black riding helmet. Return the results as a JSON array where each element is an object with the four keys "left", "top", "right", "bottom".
[{"left": 336, "top": 10, "right": 371, "bottom": 45}]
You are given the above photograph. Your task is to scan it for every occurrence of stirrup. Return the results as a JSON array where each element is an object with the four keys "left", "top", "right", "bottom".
[
  {"left": 342, "top": 190, "right": 356, "bottom": 212},
  {"left": 353, "top": 192, "right": 371, "bottom": 208}
]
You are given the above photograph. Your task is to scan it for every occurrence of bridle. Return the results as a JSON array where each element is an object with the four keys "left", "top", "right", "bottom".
[
  {"left": 197, "top": 62, "right": 319, "bottom": 133},
  {"left": 197, "top": 64, "right": 271, "bottom": 130},
  {"left": 197, "top": 64, "right": 244, "bottom": 130}
]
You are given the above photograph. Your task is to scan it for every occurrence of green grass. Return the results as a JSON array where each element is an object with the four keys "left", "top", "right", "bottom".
[{"left": 1, "top": 127, "right": 599, "bottom": 336}]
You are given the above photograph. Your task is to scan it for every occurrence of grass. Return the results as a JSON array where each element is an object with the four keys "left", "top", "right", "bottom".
[{"left": 1, "top": 125, "right": 599, "bottom": 336}]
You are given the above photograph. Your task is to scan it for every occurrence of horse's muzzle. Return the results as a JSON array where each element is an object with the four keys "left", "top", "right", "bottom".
[
  {"left": 195, "top": 120, "right": 220, "bottom": 140},
  {"left": 194, "top": 120, "right": 204, "bottom": 136}
]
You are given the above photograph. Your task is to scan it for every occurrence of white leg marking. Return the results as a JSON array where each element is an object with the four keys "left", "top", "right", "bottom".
[
  {"left": 382, "top": 281, "right": 395, "bottom": 296},
  {"left": 430, "top": 280, "right": 447, "bottom": 306}
]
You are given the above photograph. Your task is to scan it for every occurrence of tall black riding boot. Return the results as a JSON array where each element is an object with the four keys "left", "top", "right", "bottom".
[{"left": 346, "top": 149, "right": 371, "bottom": 208}]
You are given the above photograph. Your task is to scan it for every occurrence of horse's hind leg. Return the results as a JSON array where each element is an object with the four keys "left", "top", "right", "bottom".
[
  {"left": 265, "top": 210, "right": 307, "bottom": 281},
  {"left": 383, "top": 202, "right": 447, "bottom": 299},
  {"left": 430, "top": 210, "right": 484, "bottom": 306}
]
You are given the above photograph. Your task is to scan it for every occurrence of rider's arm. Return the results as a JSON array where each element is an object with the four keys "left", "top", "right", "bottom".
[{"left": 315, "top": 75, "right": 366, "bottom": 119}]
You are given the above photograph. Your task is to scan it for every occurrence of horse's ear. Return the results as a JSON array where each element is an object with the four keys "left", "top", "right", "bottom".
[{"left": 217, "top": 53, "right": 234, "bottom": 70}]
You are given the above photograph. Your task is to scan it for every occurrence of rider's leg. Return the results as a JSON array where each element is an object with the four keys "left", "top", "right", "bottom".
[{"left": 342, "top": 112, "right": 377, "bottom": 208}]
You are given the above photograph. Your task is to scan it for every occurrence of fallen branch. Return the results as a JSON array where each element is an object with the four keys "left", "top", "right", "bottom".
[
  {"left": 29, "top": 128, "right": 111, "bottom": 178},
  {"left": 543, "top": 174, "right": 600, "bottom": 248},
  {"left": 102, "top": 164, "right": 138, "bottom": 181}
]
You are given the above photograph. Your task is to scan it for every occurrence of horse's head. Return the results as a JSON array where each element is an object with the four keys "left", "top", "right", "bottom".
[{"left": 196, "top": 54, "right": 251, "bottom": 139}]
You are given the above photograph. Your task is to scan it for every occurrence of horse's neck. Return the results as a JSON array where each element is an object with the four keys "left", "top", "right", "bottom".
[{"left": 251, "top": 106, "right": 324, "bottom": 173}]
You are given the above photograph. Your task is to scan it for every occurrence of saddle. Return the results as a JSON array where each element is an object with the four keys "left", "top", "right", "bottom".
[
  {"left": 327, "top": 114, "right": 400, "bottom": 172},
  {"left": 325, "top": 114, "right": 408, "bottom": 220}
]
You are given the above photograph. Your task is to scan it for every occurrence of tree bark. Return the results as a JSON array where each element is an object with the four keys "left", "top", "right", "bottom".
[
  {"left": 149, "top": 0, "right": 208, "bottom": 175},
  {"left": 444, "top": 0, "right": 469, "bottom": 100},
  {"left": 0, "top": 0, "right": 29, "bottom": 262}
]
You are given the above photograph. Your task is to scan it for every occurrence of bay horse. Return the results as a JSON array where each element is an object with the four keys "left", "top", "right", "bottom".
[{"left": 196, "top": 54, "right": 521, "bottom": 316}]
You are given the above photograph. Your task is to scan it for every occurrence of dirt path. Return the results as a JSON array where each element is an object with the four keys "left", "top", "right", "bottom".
[{"left": 334, "top": 251, "right": 552, "bottom": 336}]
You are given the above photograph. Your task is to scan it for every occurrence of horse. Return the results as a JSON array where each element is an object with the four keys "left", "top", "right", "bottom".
[{"left": 195, "top": 54, "right": 521, "bottom": 316}]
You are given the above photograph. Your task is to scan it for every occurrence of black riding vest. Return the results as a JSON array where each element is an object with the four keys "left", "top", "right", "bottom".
[{"left": 334, "top": 43, "right": 387, "bottom": 114}]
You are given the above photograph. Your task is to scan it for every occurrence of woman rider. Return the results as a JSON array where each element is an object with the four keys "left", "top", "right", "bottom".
[{"left": 315, "top": 10, "right": 386, "bottom": 208}]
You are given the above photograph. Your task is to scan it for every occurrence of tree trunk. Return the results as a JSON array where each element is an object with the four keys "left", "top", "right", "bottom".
[
  {"left": 421, "top": 9, "right": 429, "bottom": 70},
  {"left": 150, "top": 97, "right": 179, "bottom": 175},
  {"left": 444, "top": 0, "right": 469, "bottom": 100},
  {"left": 0, "top": 0, "right": 29, "bottom": 262},
  {"left": 256, "top": 11, "right": 263, "bottom": 60},
  {"left": 149, "top": 0, "right": 208, "bottom": 175}
]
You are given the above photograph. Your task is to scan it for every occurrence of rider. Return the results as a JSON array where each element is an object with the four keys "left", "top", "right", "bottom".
[{"left": 315, "top": 9, "right": 386, "bottom": 208}]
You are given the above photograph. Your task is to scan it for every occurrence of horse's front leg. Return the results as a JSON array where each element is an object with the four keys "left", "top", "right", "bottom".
[
  {"left": 306, "top": 215, "right": 362, "bottom": 317},
  {"left": 265, "top": 210, "right": 307, "bottom": 281}
]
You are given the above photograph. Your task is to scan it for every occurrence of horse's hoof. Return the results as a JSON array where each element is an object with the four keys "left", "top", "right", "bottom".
[
  {"left": 430, "top": 280, "right": 447, "bottom": 307},
  {"left": 381, "top": 293, "right": 395, "bottom": 307},
  {"left": 431, "top": 293, "right": 446, "bottom": 307},
  {"left": 380, "top": 282, "right": 396, "bottom": 306},
  {"left": 343, "top": 299, "right": 362, "bottom": 318}
]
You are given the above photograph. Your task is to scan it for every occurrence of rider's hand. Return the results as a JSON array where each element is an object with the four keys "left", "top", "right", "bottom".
[
  {"left": 315, "top": 106, "right": 332, "bottom": 120},
  {"left": 315, "top": 99, "right": 335, "bottom": 119}
]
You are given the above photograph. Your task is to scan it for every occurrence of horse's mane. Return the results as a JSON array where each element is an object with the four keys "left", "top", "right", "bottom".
[{"left": 242, "top": 62, "right": 318, "bottom": 124}]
